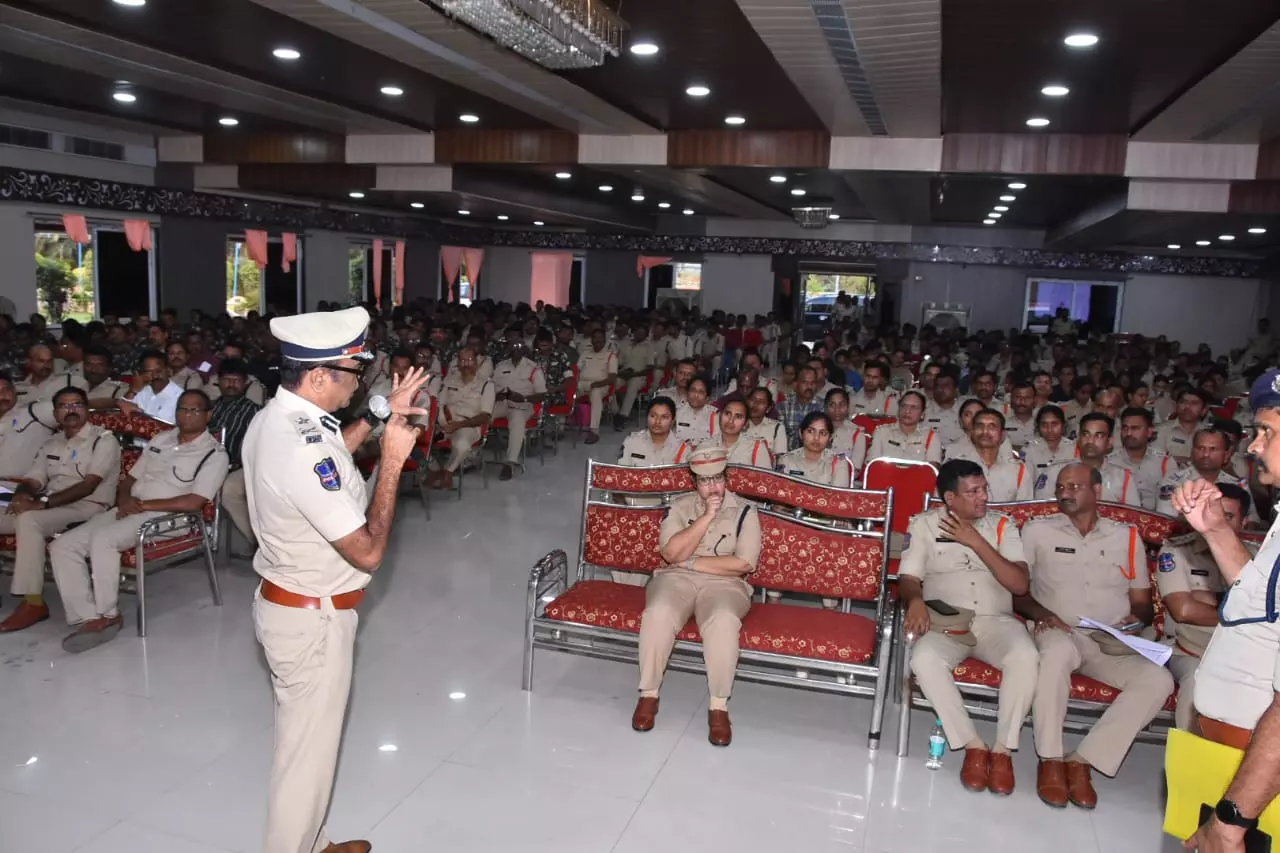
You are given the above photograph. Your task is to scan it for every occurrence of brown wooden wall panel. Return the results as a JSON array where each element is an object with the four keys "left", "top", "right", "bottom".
[
  {"left": 434, "top": 130, "right": 578, "bottom": 164},
  {"left": 203, "top": 133, "right": 346, "bottom": 165},
  {"left": 1228, "top": 181, "right": 1280, "bottom": 214},
  {"left": 941, "top": 134, "right": 1127, "bottom": 176},
  {"left": 1257, "top": 139, "right": 1280, "bottom": 181},
  {"left": 666, "top": 131, "right": 830, "bottom": 168},
  {"left": 238, "top": 165, "right": 378, "bottom": 196}
]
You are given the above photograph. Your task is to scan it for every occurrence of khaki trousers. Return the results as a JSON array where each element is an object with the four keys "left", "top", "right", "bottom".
[
  {"left": 910, "top": 615, "right": 1039, "bottom": 751},
  {"left": 50, "top": 509, "right": 164, "bottom": 625},
  {"left": 492, "top": 401, "right": 530, "bottom": 465},
  {"left": 254, "top": 591, "right": 358, "bottom": 853},
  {"left": 221, "top": 468, "right": 256, "bottom": 547},
  {"left": 1, "top": 501, "right": 105, "bottom": 596},
  {"left": 1167, "top": 650, "right": 1200, "bottom": 731},
  {"left": 617, "top": 375, "right": 647, "bottom": 419},
  {"left": 587, "top": 386, "right": 608, "bottom": 430},
  {"left": 1032, "top": 629, "right": 1174, "bottom": 776},
  {"left": 443, "top": 425, "right": 481, "bottom": 473},
  {"left": 638, "top": 568, "right": 751, "bottom": 710}
]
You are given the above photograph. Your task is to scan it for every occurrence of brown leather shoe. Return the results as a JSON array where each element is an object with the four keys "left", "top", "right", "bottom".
[
  {"left": 320, "top": 842, "right": 372, "bottom": 853},
  {"left": 1065, "top": 760, "right": 1097, "bottom": 809},
  {"left": 441, "top": 471, "right": 455, "bottom": 491},
  {"left": 960, "top": 747, "right": 990, "bottom": 793},
  {"left": 631, "top": 697, "right": 659, "bottom": 732},
  {"left": 1037, "top": 759, "right": 1069, "bottom": 808},
  {"left": 584, "top": 431, "right": 600, "bottom": 445},
  {"left": 708, "top": 710, "right": 732, "bottom": 746},
  {"left": 988, "top": 751, "right": 1015, "bottom": 796},
  {"left": 0, "top": 601, "right": 50, "bottom": 633},
  {"left": 61, "top": 613, "right": 124, "bottom": 654}
]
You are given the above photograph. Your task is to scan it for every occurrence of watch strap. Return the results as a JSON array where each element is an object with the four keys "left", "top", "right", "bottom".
[{"left": 1216, "top": 798, "right": 1260, "bottom": 830}]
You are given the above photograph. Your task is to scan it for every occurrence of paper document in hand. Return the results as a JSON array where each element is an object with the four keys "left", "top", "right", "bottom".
[{"left": 1078, "top": 617, "right": 1172, "bottom": 666}]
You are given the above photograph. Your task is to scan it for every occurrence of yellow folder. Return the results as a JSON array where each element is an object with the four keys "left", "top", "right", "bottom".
[{"left": 1164, "top": 728, "right": 1280, "bottom": 841}]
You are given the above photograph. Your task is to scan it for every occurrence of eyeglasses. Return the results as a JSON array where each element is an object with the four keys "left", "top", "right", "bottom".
[
  {"left": 56, "top": 402, "right": 86, "bottom": 411},
  {"left": 175, "top": 406, "right": 207, "bottom": 415},
  {"left": 326, "top": 364, "right": 367, "bottom": 378}
]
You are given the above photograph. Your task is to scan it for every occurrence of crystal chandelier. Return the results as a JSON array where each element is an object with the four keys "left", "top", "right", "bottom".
[{"left": 430, "top": 0, "right": 626, "bottom": 70}]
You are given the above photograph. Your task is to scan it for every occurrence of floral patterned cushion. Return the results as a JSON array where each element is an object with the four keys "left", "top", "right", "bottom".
[
  {"left": 754, "top": 514, "right": 884, "bottom": 601},
  {"left": 121, "top": 449, "right": 142, "bottom": 478},
  {"left": 89, "top": 411, "right": 133, "bottom": 433},
  {"left": 0, "top": 534, "right": 15, "bottom": 552},
  {"left": 1098, "top": 503, "right": 1186, "bottom": 546},
  {"left": 951, "top": 656, "right": 1177, "bottom": 712},
  {"left": 727, "top": 467, "right": 889, "bottom": 521},
  {"left": 129, "top": 414, "right": 173, "bottom": 440},
  {"left": 591, "top": 463, "right": 692, "bottom": 495},
  {"left": 988, "top": 500, "right": 1060, "bottom": 528},
  {"left": 583, "top": 504, "right": 668, "bottom": 573},
  {"left": 120, "top": 532, "right": 206, "bottom": 568},
  {"left": 542, "top": 580, "right": 879, "bottom": 664}
]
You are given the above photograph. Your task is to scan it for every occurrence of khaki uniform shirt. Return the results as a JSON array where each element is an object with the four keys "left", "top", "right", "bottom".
[
  {"left": 16, "top": 371, "right": 86, "bottom": 402},
  {"left": 448, "top": 354, "right": 494, "bottom": 383},
  {"left": 1156, "top": 467, "right": 1250, "bottom": 519},
  {"left": 924, "top": 401, "right": 966, "bottom": 447},
  {"left": 1002, "top": 411, "right": 1039, "bottom": 449},
  {"left": 24, "top": 423, "right": 120, "bottom": 505},
  {"left": 494, "top": 358, "right": 547, "bottom": 414},
  {"left": 1108, "top": 448, "right": 1174, "bottom": 511},
  {"left": 617, "top": 340, "right": 657, "bottom": 377},
  {"left": 655, "top": 386, "right": 688, "bottom": 406},
  {"left": 1024, "top": 439, "right": 1079, "bottom": 497},
  {"left": 943, "top": 437, "right": 1016, "bottom": 465},
  {"left": 868, "top": 423, "right": 941, "bottom": 464},
  {"left": 658, "top": 491, "right": 762, "bottom": 568},
  {"left": 130, "top": 428, "right": 228, "bottom": 503},
  {"left": 1044, "top": 461, "right": 1139, "bottom": 506},
  {"left": 899, "top": 509, "right": 1026, "bottom": 616},
  {"left": 663, "top": 334, "right": 694, "bottom": 363},
  {"left": 171, "top": 367, "right": 206, "bottom": 391},
  {"left": 1023, "top": 513, "right": 1144, "bottom": 628},
  {"left": 577, "top": 347, "right": 618, "bottom": 384},
  {"left": 674, "top": 403, "right": 717, "bottom": 444},
  {"left": 831, "top": 422, "right": 867, "bottom": 474},
  {"left": 1156, "top": 420, "right": 1198, "bottom": 461},
  {"left": 703, "top": 436, "right": 772, "bottom": 469},
  {"left": 85, "top": 378, "right": 127, "bottom": 404},
  {"left": 1194, "top": 518, "right": 1280, "bottom": 729},
  {"left": 961, "top": 452, "right": 1033, "bottom": 502},
  {"left": 775, "top": 448, "right": 853, "bottom": 487},
  {"left": 1156, "top": 532, "right": 1246, "bottom": 655},
  {"left": 618, "top": 430, "right": 690, "bottom": 467},
  {"left": 243, "top": 388, "right": 368, "bottom": 599},
  {"left": 850, "top": 388, "right": 898, "bottom": 417},
  {"left": 744, "top": 418, "right": 787, "bottom": 457},
  {"left": 0, "top": 401, "right": 58, "bottom": 479},
  {"left": 440, "top": 373, "right": 496, "bottom": 421}
]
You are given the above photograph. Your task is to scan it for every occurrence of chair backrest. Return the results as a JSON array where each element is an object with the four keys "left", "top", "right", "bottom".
[
  {"left": 863, "top": 457, "right": 938, "bottom": 535},
  {"left": 589, "top": 459, "right": 693, "bottom": 496},
  {"left": 1210, "top": 396, "right": 1242, "bottom": 420},
  {"left": 562, "top": 365, "right": 579, "bottom": 401},
  {"left": 753, "top": 509, "right": 886, "bottom": 600},
  {"left": 852, "top": 414, "right": 897, "bottom": 435},
  {"left": 727, "top": 465, "right": 890, "bottom": 523},
  {"left": 581, "top": 502, "right": 669, "bottom": 577}
]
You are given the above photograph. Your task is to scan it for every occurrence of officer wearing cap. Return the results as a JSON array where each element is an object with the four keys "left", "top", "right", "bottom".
[
  {"left": 242, "top": 306, "right": 428, "bottom": 853},
  {"left": 1173, "top": 369, "right": 1280, "bottom": 852},
  {"left": 631, "top": 446, "right": 762, "bottom": 747},
  {"left": 492, "top": 336, "right": 546, "bottom": 481}
]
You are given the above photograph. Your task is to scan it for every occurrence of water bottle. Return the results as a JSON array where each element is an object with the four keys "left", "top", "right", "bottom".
[{"left": 925, "top": 718, "right": 946, "bottom": 770}]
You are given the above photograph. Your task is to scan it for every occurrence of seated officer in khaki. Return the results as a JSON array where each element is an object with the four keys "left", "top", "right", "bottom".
[
  {"left": 0, "top": 376, "right": 58, "bottom": 480},
  {"left": 432, "top": 346, "right": 495, "bottom": 490},
  {"left": 632, "top": 446, "right": 762, "bottom": 747},
  {"left": 492, "top": 337, "right": 547, "bottom": 481},
  {"left": 707, "top": 398, "right": 772, "bottom": 469},
  {"left": 947, "top": 409, "right": 1031, "bottom": 501},
  {"left": 0, "top": 386, "right": 120, "bottom": 633},
  {"left": 1016, "top": 463, "right": 1173, "bottom": 810},
  {"left": 901, "top": 459, "right": 1037, "bottom": 796},
  {"left": 1157, "top": 482, "right": 1251, "bottom": 731},
  {"left": 50, "top": 389, "right": 229, "bottom": 653},
  {"left": 615, "top": 397, "right": 692, "bottom": 584}
]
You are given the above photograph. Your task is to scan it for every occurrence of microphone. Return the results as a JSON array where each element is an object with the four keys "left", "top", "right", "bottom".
[{"left": 368, "top": 395, "right": 425, "bottom": 432}]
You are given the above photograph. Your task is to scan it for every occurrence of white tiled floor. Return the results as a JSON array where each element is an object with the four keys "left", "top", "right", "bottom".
[{"left": 0, "top": 429, "right": 1175, "bottom": 852}]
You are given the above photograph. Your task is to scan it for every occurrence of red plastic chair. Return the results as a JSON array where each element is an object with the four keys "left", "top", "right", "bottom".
[
  {"left": 863, "top": 457, "right": 938, "bottom": 579},
  {"left": 1210, "top": 396, "right": 1243, "bottom": 420},
  {"left": 488, "top": 400, "right": 546, "bottom": 473},
  {"left": 853, "top": 414, "right": 897, "bottom": 436}
]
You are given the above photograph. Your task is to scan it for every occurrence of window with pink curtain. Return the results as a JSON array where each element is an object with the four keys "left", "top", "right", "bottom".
[{"left": 531, "top": 252, "right": 573, "bottom": 308}]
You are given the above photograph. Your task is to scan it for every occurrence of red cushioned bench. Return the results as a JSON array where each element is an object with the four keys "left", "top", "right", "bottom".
[
  {"left": 523, "top": 460, "right": 898, "bottom": 748},
  {"left": 895, "top": 498, "right": 1186, "bottom": 756}
]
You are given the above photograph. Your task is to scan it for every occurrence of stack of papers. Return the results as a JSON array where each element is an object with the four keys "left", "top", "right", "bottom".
[{"left": 1078, "top": 617, "right": 1172, "bottom": 666}]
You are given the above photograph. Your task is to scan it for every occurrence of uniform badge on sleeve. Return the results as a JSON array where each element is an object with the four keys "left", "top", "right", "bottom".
[
  {"left": 1158, "top": 552, "right": 1175, "bottom": 573},
  {"left": 902, "top": 533, "right": 911, "bottom": 550},
  {"left": 1035, "top": 474, "right": 1047, "bottom": 491},
  {"left": 314, "top": 457, "right": 342, "bottom": 491},
  {"left": 1159, "top": 485, "right": 1175, "bottom": 501}
]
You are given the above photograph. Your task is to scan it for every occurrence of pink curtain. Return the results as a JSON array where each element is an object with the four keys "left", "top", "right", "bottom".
[
  {"left": 531, "top": 252, "right": 573, "bottom": 307},
  {"left": 243, "top": 229, "right": 269, "bottom": 267},
  {"left": 394, "top": 240, "right": 405, "bottom": 305},
  {"left": 123, "top": 220, "right": 153, "bottom": 252},
  {"left": 281, "top": 232, "right": 297, "bottom": 273},
  {"left": 62, "top": 215, "right": 91, "bottom": 245},
  {"left": 440, "top": 246, "right": 464, "bottom": 302},
  {"left": 636, "top": 255, "right": 672, "bottom": 277},
  {"left": 461, "top": 248, "right": 484, "bottom": 300},
  {"left": 372, "top": 238, "right": 384, "bottom": 306}
]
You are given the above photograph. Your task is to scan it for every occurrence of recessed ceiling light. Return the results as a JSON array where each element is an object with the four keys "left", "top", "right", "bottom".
[
  {"left": 380, "top": 85, "right": 404, "bottom": 97},
  {"left": 554, "top": 171, "right": 571, "bottom": 180},
  {"left": 724, "top": 115, "right": 746, "bottom": 126},
  {"left": 378, "top": 744, "right": 399, "bottom": 752},
  {"left": 631, "top": 193, "right": 645, "bottom": 202},
  {"left": 533, "top": 220, "right": 545, "bottom": 226},
  {"left": 983, "top": 219, "right": 996, "bottom": 225},
  {"left": 598, "top": 185, "right": 613, "bottom": 192},
  {"left": 448, "top": 691, "right": 467, "bottom": 700},
  {"left": 629, "top": 41, "right": 659, "bottom": 56},
  {"left": 769, "top": 175, "right": 787, "bottom": 184},
  {"left": 410, "top": 202, "right": 425, "bottom": 209},
  {"left": 686, "top": 85, "right": 710, "bottom": 97},
  {"left": 1167, "top": 244, "right": 1181, "bottom": 250},
  {"left": 218, "top": 116, "right": 239, "bottom": 127},
  {"left": 1008, "top": 182, "right": 1027, "bottom": 190},
  {"left": 999, "top": 195, "right": 1016, "bottom": 202},
  {"left": 993, "top": 205, "right": 1009, "bottom": 212},
  {"left": 828, "top": 213, "right": 840, "bottom": 221},
  {"left": 272, "top": 47, "right": 301, "bottom": 61},
  {"left": 1025, "top": 117, "right": 1050, "bottom": 128},
  {"left": 497, "top": 215, "right": 509, "bottom": 221},
  {"left": 112, "top": 0, "right": 146, "bottom": 6},
  {"left": 458, "top": 113, "right": 479, "bottom": 123},
  {"left": 1064, "top": 33, "right": 1099, "bottom": 48},
  {"left": 682, "top": 208, "right": 695, "bottom": 215},
  {"left": 790, "top": 188, "right": 806, "bottom": 197},
  {"left": 348, "top": 191, "right": 365, "bottom": 199},
  {"left": 1041, "top": 84, "right": 1070, "bottom": 97},
  {"left": 458, "top": 209, "right": 470, "bottom": 215},
  {"left": 1249, "top": 227, "right": 1268, "bottom": 234},
  {"left": 1196, "top": 240, "right": 1211, "bottom": 246},
  {"left": 1219, "top": 234, "right": 1235, "bottom": 241},
  {"left": 989, "top": 212, "right": 1002, "bottom": 218},
  {"left": 658, "top": 202, "right": 671, "bottom": 209},
  {"left": 112, "top": 92, "right": 136, "bottom": 104}
]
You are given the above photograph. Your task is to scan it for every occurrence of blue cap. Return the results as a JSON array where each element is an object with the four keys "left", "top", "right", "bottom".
[
  {"left": 270, "top": 306, "right": 373, "bottom": 363},
  {"left": 1249, "top": 369, "right": 1280, "bottom": 412}
]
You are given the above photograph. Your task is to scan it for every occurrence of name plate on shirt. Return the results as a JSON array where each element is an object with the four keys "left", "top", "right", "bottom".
[{"left": 1054, "top": 546, "right": 1076, "bottom": 554}]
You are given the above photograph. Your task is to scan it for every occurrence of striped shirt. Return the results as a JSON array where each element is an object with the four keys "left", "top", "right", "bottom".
[{"left": 210, "top": 393, "right": 261, "bottom": 469}]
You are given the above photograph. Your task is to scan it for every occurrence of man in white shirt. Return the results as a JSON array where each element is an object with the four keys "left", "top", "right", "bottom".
[{"left": 117, "top": 349, "right": 182, "bottom": 423}]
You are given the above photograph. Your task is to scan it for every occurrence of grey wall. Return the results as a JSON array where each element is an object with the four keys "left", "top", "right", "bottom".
[
  {"left": 584, "top": 250, "right": 643, "bottom": 307},
  {"left": 701, "top": 253, "right": 773, "bottom": 316},
  {"left": 482, "top": 246, "right": 532, "bottom": 306},
  {"left": 404, "top": 238, "right": 439, "bottom": 302},
  {"left": 0, "top": 206, "right": 35, "bottom": 317},
  {"left": 304, "top": 230, "right": 353, "bottom": 309},
  {"left": 157, "top": 217, "right": 230, "bottom": 318}
]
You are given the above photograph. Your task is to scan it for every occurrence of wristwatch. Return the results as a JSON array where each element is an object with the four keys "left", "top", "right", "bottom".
[
  {"left": 1215, "top": 798, "right": 1259, "bottom": 831},
  {"left": 38, "top": 495, "right": 49, "bottom": 507},
  {"left": 361, "top": 409, "right": 384, "bottom": 428}
]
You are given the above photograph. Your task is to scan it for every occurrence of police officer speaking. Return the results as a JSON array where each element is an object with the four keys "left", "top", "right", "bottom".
[
  {"left": 243, "top": 307, "right": 428, "bottom": 853},
  {"left": 1170, "top": 368, "right": 1280, "bottom": 853}
]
